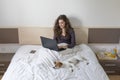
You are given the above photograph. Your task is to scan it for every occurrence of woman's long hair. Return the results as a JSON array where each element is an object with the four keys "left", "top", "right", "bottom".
[{"left": 53, "top": 15, "right": 73, "bottom": 38}]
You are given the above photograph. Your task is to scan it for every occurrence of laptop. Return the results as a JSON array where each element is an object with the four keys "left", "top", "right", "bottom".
[{"left": 40, "top": 36, "right": 65, "bottom": 51}]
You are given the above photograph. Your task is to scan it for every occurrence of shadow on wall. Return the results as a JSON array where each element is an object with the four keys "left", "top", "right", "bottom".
[
  {"left": 69, "top": 16, "right": 83, "bottom": 27},
  {"left": 69, "top": 16, "right": 88, "bottom": 44}
]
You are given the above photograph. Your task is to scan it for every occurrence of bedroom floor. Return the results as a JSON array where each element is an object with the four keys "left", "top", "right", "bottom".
[
  {"left": 108, "top": 75, "right": 120, "bottom": 80},
  {"left": 0, "top": 75, "right": 120, "bottom": 80}
]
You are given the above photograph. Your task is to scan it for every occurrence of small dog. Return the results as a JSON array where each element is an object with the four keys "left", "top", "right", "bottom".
[{"left": 53, "top": 55, "right": 89, "bottom": 72}]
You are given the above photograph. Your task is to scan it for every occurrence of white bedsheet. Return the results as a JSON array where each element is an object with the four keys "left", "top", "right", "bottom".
[{"left": 2, "top": 44, "right": 109, "bottom": 80}]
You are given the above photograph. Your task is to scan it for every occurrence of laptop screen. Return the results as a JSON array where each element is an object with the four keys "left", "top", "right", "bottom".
[{"left": 40, "top": 36, "right": 59, "bottom": 51}]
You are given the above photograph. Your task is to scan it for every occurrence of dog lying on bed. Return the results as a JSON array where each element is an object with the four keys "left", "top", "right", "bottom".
[{"left": 53, "top": 55, "right": 89, "bottom": 72}]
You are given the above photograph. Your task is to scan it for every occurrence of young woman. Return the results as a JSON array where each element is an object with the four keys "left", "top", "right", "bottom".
[{"left": 53, "top": 14, "right": 76, "bottom": 49}]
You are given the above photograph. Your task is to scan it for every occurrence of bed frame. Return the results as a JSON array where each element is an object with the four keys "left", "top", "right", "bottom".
[
  {"left": 0, "top": 28, "right": 19, "bottom": 43},
  {"left": 0, "top": 27, "right": 120, "bottom": 44},
  {"left": 18, "top": 27, "right": 88, "bottom": 45},
  {"left": 88, "top": 28, "right": 120, "bottom": 43}
]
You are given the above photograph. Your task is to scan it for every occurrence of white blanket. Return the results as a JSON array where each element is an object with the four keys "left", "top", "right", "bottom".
[{"left": 2, "top": 44, "right": 109, "bottom": 80}]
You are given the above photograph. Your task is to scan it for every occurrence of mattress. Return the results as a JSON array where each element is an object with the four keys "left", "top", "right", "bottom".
[{"left": 2, "top": 44, "right": 109, "bottom": 80}]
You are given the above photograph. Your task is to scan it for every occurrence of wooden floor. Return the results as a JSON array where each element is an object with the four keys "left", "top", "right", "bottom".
[
  {"left": 108, "top": 75, "right": 120, "bottom": 80},
  {"left": 0, "top": 75, "right": 120, "bottom": 80},
  {"left": 0, "top": 75, "right": 2, "bottom": 80}
]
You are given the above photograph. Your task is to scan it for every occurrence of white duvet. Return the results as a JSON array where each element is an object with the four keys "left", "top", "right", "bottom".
[{"left": 2, "top": 44, "right": 109, "bottom": 80}]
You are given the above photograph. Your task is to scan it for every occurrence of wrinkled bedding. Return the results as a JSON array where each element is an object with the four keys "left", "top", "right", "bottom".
[{"left": 2, "top": 44, "right": 109, "bottom": 80}]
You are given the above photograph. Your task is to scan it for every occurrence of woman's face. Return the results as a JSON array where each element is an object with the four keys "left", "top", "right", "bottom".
[{"left": 58, "top": 19, "right": 65, "bottom": 29}]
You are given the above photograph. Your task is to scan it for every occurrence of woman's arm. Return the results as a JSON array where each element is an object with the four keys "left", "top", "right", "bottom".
[{"left": 68, "top": 29, "right": 76, "bottom": 48}]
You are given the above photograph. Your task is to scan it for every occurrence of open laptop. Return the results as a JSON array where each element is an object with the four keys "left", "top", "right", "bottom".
[{"left": 40, "top": 36, "right": 65, "bottom": 51}]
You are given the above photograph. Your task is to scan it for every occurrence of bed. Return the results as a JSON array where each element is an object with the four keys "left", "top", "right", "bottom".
[{"left": 1, "top": 44, "right": 109, "bottom": 80}]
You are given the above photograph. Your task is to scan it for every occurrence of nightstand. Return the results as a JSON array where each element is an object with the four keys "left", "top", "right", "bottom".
[
  {"left": 96, "top": 52, "right": 120, "bottom": 75},
  {"left": 0, "top": 53, "right": 14, "bottom": 75},
  {"left": 99, "top": 59, "right": 120, "bottom": 75}
]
